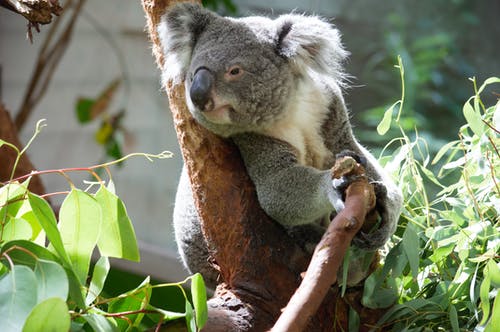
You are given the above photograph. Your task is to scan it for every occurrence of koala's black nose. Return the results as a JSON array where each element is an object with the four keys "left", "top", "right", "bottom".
[{"left": 190, "top": 68, "right": 214, "bottom": 111}]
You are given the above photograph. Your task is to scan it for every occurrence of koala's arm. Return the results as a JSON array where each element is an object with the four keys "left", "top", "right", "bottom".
[
  {"left": 233, "top": 133, "right": 402, "bottom": 250},
  {"left": 232, "top": 133, "right": 342, "bottom": 226}
]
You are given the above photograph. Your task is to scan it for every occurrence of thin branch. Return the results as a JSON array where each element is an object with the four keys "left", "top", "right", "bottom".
[
  {"left": 15, "top": 0, "right": 87, "bottom": 130},
  {"left": 271, "top": 157, "right": 376, "bottom": 332}
]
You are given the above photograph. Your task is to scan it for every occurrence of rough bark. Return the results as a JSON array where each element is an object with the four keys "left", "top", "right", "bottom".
[
  {"left": 141, "top": 1, "right": 385, "bottom": 330},
  {"left": 0, "top": 104, "right": 46, "bottom": 195}
]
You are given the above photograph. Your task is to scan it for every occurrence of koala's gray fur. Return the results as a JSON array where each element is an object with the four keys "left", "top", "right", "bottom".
[{"left": 159, "top": 3, "right": 403, "bottom": 287}]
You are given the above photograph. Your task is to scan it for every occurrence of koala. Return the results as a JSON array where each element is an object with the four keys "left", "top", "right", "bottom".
[{"left": 158, "top": 3, "right": 403, "bottom": 287}]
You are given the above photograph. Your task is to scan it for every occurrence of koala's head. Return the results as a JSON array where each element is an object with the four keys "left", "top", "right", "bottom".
[{"left": 158, "top": 3, "right": 348, "bottom": 137}]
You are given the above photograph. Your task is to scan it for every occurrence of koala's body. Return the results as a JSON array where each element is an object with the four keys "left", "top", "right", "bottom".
[{"left": 158, "top": 3, "right": 403, "bottom": 287}]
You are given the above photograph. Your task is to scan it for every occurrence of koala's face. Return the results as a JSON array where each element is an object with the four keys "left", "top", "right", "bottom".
[
  {"left": 158, "top": 4, "right": 348, "bottom": 137},
  {"left": 185, "top": 22, "right": 295, "bottom": 136}
]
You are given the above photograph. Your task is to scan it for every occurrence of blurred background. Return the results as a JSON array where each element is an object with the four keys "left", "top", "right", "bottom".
[{"left": 0, "top": 0, "right": 498, "bottom": 292}]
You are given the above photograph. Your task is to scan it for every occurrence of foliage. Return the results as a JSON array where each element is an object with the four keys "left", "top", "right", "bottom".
[
  {"left": 0, "top": 124, "right": 207, "bottom": 332},
  {"left": 362, "top": 58, "right": 499, "bottom": 331},
  {"left": 352, "top": 0, "right": 487, "bottom": 151}
]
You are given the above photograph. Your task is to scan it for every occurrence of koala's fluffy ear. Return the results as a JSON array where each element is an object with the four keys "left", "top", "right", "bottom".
[
  {"left": 275, "top": 15, "right": 349, "bottom": 84},
  {"left": 157, "top": 3, "right": 213, "bottom": 85}
]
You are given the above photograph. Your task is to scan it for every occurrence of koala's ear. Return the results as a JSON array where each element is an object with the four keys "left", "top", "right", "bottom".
[
  {"left": 157, "top": 3, "right": 213, "bottom": 85},
  {"left": 275, "top": 15, "right": 349, "bottom": 83}
]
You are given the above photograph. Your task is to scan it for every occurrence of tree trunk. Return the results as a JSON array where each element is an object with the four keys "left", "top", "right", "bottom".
[{"left": 141, "top": 1, "right": 386, "bottom": 330}]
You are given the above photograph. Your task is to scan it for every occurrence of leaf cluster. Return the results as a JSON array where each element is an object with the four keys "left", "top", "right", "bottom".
[
  {"left": 362, "top": 61, "right": 499, "bottom": 331},
  {"left": 0, "top": 127, "right": 205, "bottom": 332}
]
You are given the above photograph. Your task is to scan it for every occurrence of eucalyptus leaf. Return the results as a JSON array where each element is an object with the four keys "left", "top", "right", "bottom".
[
  {"left": 28, "top": 193, "right": 71, "bottom": 266},
  {"left": 185, "top": 299, "right": 196, "bottom": 332},
  {"left": 58, "top": 189, "right": 102, "bottom": 284},
  {"left": 108, "top": 278, "right": 151, "bottom": 330},
  {"left": 34, "top": 259, "right": 69, "bottom": 303},
  {"left": 83, "top": 313, "right": 119, "bottom": 332},
  {"left": 86, "top": 256, "right": 110, "bottom": 306},
  {"left": 463, "top": 99, "right": 484, "bottom": 137},
  {"left": 22, "top": 297, "right": 70, "bottom": 332},
  {"left": 191, "top": 273, "right": 208, "bottom": 329},
  {"left": 377, "top": 101, "right": 399, "bottom": 135},
  {"left": 0, "top": 265, "right": 38, "bottom": 331},
  {"left": 95, "top": 185, "right": 139, "bottom": 261},
  {"left": 402, "top": 226, "right": 420, "bottom": 279}
]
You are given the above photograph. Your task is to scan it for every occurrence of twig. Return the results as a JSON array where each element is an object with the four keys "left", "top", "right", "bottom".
[
  {"left": 271, "top": 157, "right": 376, "bottom": 332},
  {"left": 15, "top": 0, "right": 87, "bottom": 130}
]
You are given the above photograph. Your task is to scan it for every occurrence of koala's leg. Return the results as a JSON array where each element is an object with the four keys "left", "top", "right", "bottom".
[{"left": 173, "top": 166, "right": 218, "bottom": 288}]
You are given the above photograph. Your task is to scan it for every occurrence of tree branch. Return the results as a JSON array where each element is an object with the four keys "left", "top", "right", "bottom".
[{"left": 271, "top": 157, "right": 376, "bottom": 332}]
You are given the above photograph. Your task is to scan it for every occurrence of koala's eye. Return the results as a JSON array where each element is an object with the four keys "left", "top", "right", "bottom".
[{"left": 225, "top": 65, "right": 244, "bottom": 80}]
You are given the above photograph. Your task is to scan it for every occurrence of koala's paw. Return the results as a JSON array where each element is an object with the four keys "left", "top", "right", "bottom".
[
  {"left": 331, "top": 150, "right": 366, "bottom": 200},
  {"left": 352, "top": 181, "right": 397, "bottom": 250},
  {"left": 335, "top": 150, "right": 367, "bottom": 168}
]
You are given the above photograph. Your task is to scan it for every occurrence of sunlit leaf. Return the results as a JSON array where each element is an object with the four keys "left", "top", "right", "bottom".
[
  {"left": 377, "top": 101, "right": 399, "bottom": 135},
  {"left": 2, "top": 217, "right": 32, "bottom": 241},
  {"left": 486, "top": 260, "right": 500, "bottom": 288},
  {"left": 477, "top": 77, "right": 500, "bottom": 95},
  {"left": 95, "top": 186, "right": 139, "bottom": 261},
  {"left": 191, "top": 273, "right": 208, "bottom": 329},
  {"left": 86, "top": 256, "right": 110, "bottom": 306},
  {"left": 0, "top": 265, "right": 38, "bottom": 331},
  {"left": 463, "top": 99, "right": 484, "bottom": 137},
  {"left": 22, "top": 297, "right": 70, "bottom": 332},
  {"left": 479, "top": 275, "right": 491, "bottom": 325},
  {"left": 185, "top": 299, "right": 196, "bottom": 332},
  {"left": 28, "top": 193, "right": 71, "bottom": 266},
  {"left": 58, "top": 189, "right": 102, "bottom": 284}
]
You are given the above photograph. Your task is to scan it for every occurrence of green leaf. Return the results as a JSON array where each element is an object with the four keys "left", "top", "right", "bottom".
[
  {"left": 28, "top": 193, "right": 71, "bottom": 266},
  {"left": 432, "top": 140, "right": 459, "bottom": 165},
  {"left": 486, "top": 259, "right": 500, "bottom": 288},
  {"left": 402, "top": 226, "right": 420, "bottom": 279},
  {"left": 0, "top": 265, "right": 38, "bottom": 331},
  {"left": 1, "top": 240, "right": 58, "bottom": 269},
  {"left": 85, "top": 256, "right": 110, "bottom": 306},
  {"left": 108, "top": 277, "right": 152, "bottom": 330},
  {"left": 377, "top": 101, "right": 399, "bottom": 135},
  {"left": 185, "top": 299, "right": 196, "bottom": 332},
  {"left": 22, "top": 297, "right": 70, "bottom": 332},
  {"left": 488, "top": 291, "right": 500, "bottom": 328},
  {"left": 2, "top": 217, "right": 32, "bottom": 241},
  {"left": 34, "top": 259, "right": 69, "bottom": 303},
  {"left": 449, "top": 304, "right": 459, "bottom": 332},
  {"left": 348, "top": 305, "right": 360, "bottom": 332},
  {"left": 479, "top": 274, "right": 491, "bottom": 325},
  {"left": 76, "top": 98, "right": 95, "bottom": 124},
  {"left": 95, "top": 186, "right": 139, "bottom": 261},
  {"left": 59, "top": 188, "right": 102, "bottom": 284},
  {"left": 83, "top": 313, "right": 119, "bottom": 332},
  {"left": 463, "top": 98, "right": 484, "bottom": 137},
  {"left": 191, "top": 273, "right": 208, "bottom": 329},
  {"left": 477, "top": 77, "right": 500, "bottom": 95}
]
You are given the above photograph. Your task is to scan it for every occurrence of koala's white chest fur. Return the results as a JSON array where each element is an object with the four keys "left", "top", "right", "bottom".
[{"left": 260, "top": 77, "right": 333, "bottom": 170}]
